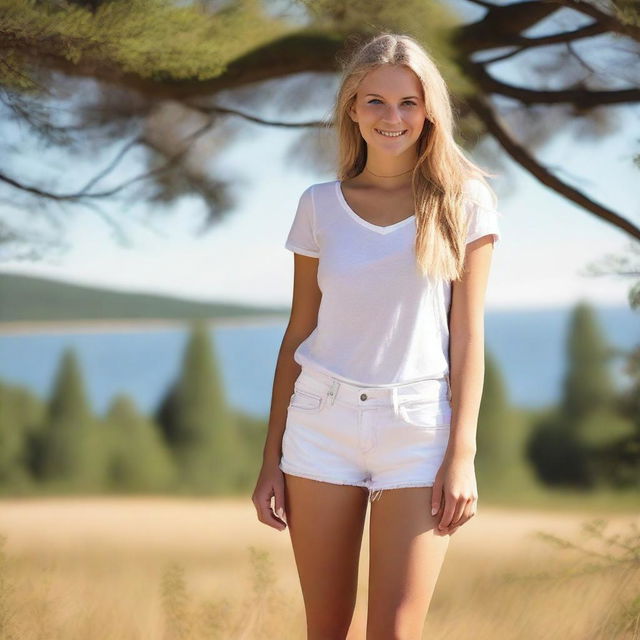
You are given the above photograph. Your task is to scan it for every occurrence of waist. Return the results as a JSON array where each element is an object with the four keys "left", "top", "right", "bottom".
[{"left": 296, "top": 364, "right": 451, "bottom": 409}]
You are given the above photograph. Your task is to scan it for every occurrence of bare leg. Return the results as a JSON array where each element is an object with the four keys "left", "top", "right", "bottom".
[
  {"left": 283, "top": 473, "right": 369, "bottom": 639},
  {"left": 366, "top": 486, "right": 450, "bottom": 640}
]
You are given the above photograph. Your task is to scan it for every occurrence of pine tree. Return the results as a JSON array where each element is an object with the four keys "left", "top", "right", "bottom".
[
  {"left": 561, "top": 302, "right": 616, "bottom": 427},
  {"left": 0, "top": 381, "right": 31, "bottom": 490},
  {"left": 103, "top": 394, "right": 176, "bottom": 492},
  {"left": 606, "top": 343, "right": 640, "bottom": 487},
  {"left": 527, "top": 301, "right": 629, "bottom": 489},
  {"left": 37, "top": 347, "right": 106, "bottom": 489},
  {"left": 0, "top": 380, "right": 46, "bottom": 493},
  {"left": 155, "top": 320, "right": 245, "bottom": 494},
  {"left": 474, "top": 351, "right": 531, "bottom": 493}
]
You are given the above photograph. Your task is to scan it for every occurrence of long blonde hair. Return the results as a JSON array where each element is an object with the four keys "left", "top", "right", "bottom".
[{"left": 331, "top": 32, "right": 498, "bottom": 282}]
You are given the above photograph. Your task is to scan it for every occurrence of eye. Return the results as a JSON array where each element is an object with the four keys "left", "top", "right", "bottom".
[{"left": 367, "top": 99, "right": 417, "bottom": 106}]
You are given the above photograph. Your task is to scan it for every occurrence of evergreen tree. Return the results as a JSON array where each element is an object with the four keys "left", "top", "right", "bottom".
[
  {"left": 527, "top": 301, "right": 626, "bottom": 489},
  {"left": 617, "top": 342, "right": 640, "bottom": 486},
  {"left": 475, "top": 351, "right": 531, "bottom": 493},
  {"left": 527, "top": 412, "right": 591, "bottom": 488},
  {"left": 155, "top": 320, "right": 246, "bottom": 494},
  {"left": 0, "top": 381, "right": 32, "bottom": 490},
  {"left": 592, "top": 342, "right": 640, "bottom": 488},
  {"left": 561, "top": 302, "right": 616, "bottom": 427},
  {"left": 103, "top": 394, "right": 176, "bottom": 492},
  {"left": 37, "top": 348, "right": 106, "bottom": 490},
  {"left": 0, "top": 379, "right": 49, "bottom": 493},
  {"left": 561, "top": 302, "right": 635, "bottom": 462}
]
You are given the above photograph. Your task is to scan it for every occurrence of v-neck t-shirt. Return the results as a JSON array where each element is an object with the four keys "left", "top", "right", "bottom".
[{"left": 284, "top": 178, "right": 502, "bottom": 387}]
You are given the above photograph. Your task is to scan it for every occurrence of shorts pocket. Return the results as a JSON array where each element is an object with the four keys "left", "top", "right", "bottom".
[
  {"left": 397, "top": 399, "right": 451, "bottom": 429},
  {"left": 288, "top": 386, "right": 325, "bottom": 413}
]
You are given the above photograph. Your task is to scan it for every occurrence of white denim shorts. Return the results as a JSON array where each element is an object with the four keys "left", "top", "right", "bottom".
[{"left": 279, "top": 365, "right": 452, "bottom": 503}]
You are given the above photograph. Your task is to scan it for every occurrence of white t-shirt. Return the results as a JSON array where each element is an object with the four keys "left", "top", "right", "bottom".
[{"left": 284, "top": 178, "right": 502, "bottom": 386}]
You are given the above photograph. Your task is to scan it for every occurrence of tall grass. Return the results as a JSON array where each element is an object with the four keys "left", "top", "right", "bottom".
[{"left": 0, "top": 502, "right": 637, "bottom": 639}]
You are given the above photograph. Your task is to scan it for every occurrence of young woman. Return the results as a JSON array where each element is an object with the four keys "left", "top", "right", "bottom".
[{"left": 252, "top": 32, "right": 502, "bottom": 639}]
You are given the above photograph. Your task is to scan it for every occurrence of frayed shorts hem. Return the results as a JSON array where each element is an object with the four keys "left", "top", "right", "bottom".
[
  {"left": 280, "top": 462, "right": 436, "bottom": 502},
  {"left": 367, "top": 481, "right": 436, "bottom": 502},
  {"left": 368, "top": 481, "right": 436, "bottom": 491},
  {"left": 279, "top": 463, "right": 369, "bottom": 489}
]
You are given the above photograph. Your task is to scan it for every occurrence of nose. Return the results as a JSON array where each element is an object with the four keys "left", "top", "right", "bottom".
[{"left": 381, "top": 104, "right": 403, "bottom": 124}]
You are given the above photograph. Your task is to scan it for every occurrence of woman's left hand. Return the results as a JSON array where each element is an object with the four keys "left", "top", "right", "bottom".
[{"left": 430, "top": 450, "right": 478, "bottom": 536}]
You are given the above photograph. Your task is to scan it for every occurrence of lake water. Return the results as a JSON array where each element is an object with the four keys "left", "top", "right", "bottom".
[{"left": 0, "top": 306, "right": 637, "bottom": 419}]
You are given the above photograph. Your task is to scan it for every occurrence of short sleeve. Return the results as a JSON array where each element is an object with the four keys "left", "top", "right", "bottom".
[
  {"left": 463, "top": 179, "right": 502, "bottom": 247},
  {"left": 284, "top": 186, "right": 320, "bottom": 258}
]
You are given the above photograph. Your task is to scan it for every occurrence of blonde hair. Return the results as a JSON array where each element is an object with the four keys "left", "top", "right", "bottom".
[{"left": 331, "top": 32, "right": 498, "bottom": 282}]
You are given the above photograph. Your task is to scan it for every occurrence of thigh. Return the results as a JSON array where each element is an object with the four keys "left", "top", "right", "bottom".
[
  {"left": 284, "top": 473, "right": 369, "bottom": 639},
  {"left": 366, "top": 486, "right": 450, "bottom": 640}
]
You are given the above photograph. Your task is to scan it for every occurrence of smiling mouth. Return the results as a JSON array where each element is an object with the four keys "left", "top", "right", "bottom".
[{"left": 375, "top": 128, "right": 408, "bottom": 138}]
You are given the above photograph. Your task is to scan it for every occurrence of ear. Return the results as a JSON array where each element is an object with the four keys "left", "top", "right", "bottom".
[{"left": 348, "top": 100, "right": 358, "bottom": 123}]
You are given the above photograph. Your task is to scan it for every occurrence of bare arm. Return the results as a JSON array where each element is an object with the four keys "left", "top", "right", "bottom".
[
  {"left": 253, "top": 251, "right": 321, "bottom": 530},
  {"left": 263, "top": 252, "right": 322, "bottom": 465},
  {"left": 431, "top": 234, "right": 496, "bottom": 535},
  {"left": 447, "top": 235, "right": 496, "bottom": 458}
]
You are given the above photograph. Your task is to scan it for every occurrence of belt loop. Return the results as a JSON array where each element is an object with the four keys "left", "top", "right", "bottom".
[
  {"left": 392, "top": 386, "right": 399, "bottom": 413},
  {"left": 327, "top": 379, "right": 340, "bottom": 405}
]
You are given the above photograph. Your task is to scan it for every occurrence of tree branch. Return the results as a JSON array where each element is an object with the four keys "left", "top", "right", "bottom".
[
  {"left": 469, "top": 62, "right": 640, "bottom": 105},
  {"left": 478, "top": 21, "right": 608, "bottom": 65},
  {"left": 183, "top": 103, "right": 329, "bottom": 129},
  {"left": 0, "top": 31, "right": 344, "bottom": 99},
  {"left": 466, "top": 94, "right": 640, "bottom": 240},
  {"left": 543, "top": 0, "right": 640, "bottom": 41},
  {"left": 0, "top": 113, "right": 218, "bottom": 202},
  {"left": 0, "top": 99, "right": 333, "bottom": 204}
]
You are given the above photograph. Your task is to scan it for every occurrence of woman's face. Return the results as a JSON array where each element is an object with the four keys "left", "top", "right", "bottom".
[{"left": 348, "top": 64, "right": 428, "bottom": 158}]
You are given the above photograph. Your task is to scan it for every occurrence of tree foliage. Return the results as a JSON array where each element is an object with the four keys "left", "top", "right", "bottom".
[
  {"left": 35, "top": 348, "right": 107, "bottom": 488},
  {"left": 527, "top": 301, "right": 637, "bottom": 489},
  {"left": 0, "top": 0, "right": 638, "bottom": 260},
  {"left": 103, "top": 393, "right": 176, "bottom": 491},
  {"left": 154, "top": 320, "right": 248, "bottom": 493}
]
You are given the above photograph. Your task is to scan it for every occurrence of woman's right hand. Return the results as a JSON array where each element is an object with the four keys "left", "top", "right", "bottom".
[{"left": 251, "top": 462, "right": 288, "bottom": 532}]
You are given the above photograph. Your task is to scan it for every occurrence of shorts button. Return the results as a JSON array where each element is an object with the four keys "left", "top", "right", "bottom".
[{"left": 360, "top": 393, "right": 367, "bottom": 401}]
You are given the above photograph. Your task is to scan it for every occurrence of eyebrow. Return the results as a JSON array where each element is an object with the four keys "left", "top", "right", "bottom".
[{"left": 365, "top": 93, "right": 420, "bottom": 100}]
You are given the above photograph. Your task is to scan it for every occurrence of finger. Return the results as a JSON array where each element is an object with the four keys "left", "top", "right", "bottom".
[
  {"left": 430, "top": 478, "right": 443, "bottom": 517},
  {"left": 462, "top": 498, "right": 476, "bottom": 522},
  {"left": 256, "top": 488, "right": 287, "bottom": 531},
  {"left": 438, "top": 494, "right": 457, "bottom": 530},
  {"left": 267, "top": 493, "right": 287, "bottom": 530},
  {"left": 251, "top": 489, "right": 269, "bottom": 518},
  {"left": 446, "top": 497, "right": 468, "bottom": 530},
  {"left": 261, "top": 504, "right": 287, "bottom": 530},
  {"left": 273, "top": 491, "right": 287, "bottom": 525},
  {"left": 449, "top": 499, "right": 476, "bottom": 531}
]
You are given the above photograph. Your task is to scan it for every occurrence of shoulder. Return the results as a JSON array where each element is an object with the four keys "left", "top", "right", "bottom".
[
  {"left": 297, "top": 180, "right": 338, "bottom": 201},
  {"left": 462, "top": 177, "right": 498, "bottom": 212},
  {"left": 309, "top": 180, "right": 340, "bottom": 195}
]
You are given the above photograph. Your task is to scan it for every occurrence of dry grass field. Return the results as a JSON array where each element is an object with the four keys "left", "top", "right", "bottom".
[{"left": 0, "top": 496, "right": 638, "bottom": 639}]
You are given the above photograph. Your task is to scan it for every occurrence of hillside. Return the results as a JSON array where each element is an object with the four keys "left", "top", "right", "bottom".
[{"left": 0, "top": 272, "right": 288, "bottom": 324}]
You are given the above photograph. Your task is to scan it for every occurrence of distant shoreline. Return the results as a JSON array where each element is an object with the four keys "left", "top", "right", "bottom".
[{"left": 0, "top": 315, "right": 289, "bottom": 336}]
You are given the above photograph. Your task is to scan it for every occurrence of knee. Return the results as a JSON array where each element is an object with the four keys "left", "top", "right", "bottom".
[
  {"left": 307, "top": 627, "right": 350, "bottom": 640},
  {"left": 307, "top": 617, "right": 352, "bottom": 640},
  {"left": 368, "top": 632, "right": 421, "bottom": 640},
  {"left": 367, "top": 620, "right": 424, "bottom": 640}
]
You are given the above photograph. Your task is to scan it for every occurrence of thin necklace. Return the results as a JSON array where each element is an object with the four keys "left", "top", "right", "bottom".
[{"left": 365, "top": 166, "right": 414, "bottom": 178}]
